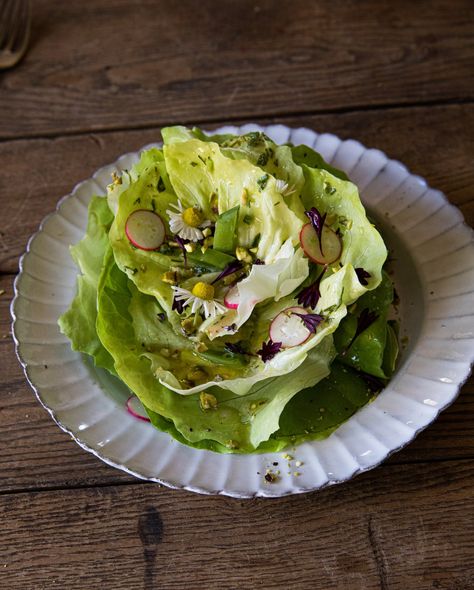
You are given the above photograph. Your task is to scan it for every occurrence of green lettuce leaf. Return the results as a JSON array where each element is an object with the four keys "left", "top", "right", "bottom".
[
  {"left": 273, "top": 361, "right": 375, "bottom": 445},
  {"left": 334, "top": 271, "right": 398, "bottom": 379},
  {"left": 96, "top": 249, "right": 335, "bottom": 451},
  {"left": 291, "top": 144, "right": 349, "bottom": 181},
  {"left": 58, "top": 196, "right": 115, "bottom": 373}
]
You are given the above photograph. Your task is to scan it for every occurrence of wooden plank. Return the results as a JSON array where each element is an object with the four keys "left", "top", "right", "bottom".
[
  {"left": 0, "top": 0, "right": 473, "bottom": 138},
  {"left": 1, "top": 102, "right": 473, "bottom": 274},
  {"left": 1, "top": 459, "right": 473, "bottom": 589},
  {"left": 0, "top": 276, "right": 134, "bottom": 491},
  {"left": 2, "top": 273, "right": 473, "bottom": 493}
]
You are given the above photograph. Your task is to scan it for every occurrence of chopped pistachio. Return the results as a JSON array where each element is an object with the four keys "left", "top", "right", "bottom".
[
  {"left": 181, "top": 317, "right": 197, "bottom": 334},
  {"left": 160, "top": 348, "right": 170, "bottom": 357},
  {"left": 226, "top": 439, "right": 239, "bottom": 449},
  {"left": 200, "top": 391, "right": 218, "bottom": 410},
  {"left": 111, "top": 171, "right": 122, "bottom": 185},
  {"left": 235, "top": 246, "right": 252, "bottom": 263},
  {"left": 162, "top": 271, "right": 178, "bottom": 285},
  {"left": 295, "top": 461, "right": 303, "bottom": 468},
  {"left": 184, "top": 242, "right": 197, "bottom": 253},
  {"left": 188, "top": 366, "right": 208, "bottom": 382},
  {"left": 195, "top": 341, "right": 208, "bottom": 353},
  {"left": 264, "top": 472, "right": 279, "bottom": 483},
  {"left": 202, "top": 227, "right": 212, "bottom": 238}
]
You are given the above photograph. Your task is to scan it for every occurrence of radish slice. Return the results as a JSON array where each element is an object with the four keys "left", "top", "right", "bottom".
[
  {"left": 269, "top": 306, "right": 311, "bottom": 348},
  {"left": 126, "top": 395, "right": 151, "bottom": 422},
  {"left": 224, "top": 284, "right": 240, "bottom": 309},
  {"left": 125, "top": 209, "right": 165, "bottom": 251},
  {"left": 299, "top": 223, "right": 342, "bottom": 265}
]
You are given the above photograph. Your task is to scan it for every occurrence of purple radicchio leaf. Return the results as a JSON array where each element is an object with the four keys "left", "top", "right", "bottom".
[
  {"left": 293, "top": 312, "right": 324, "bottom": 333},
  {"left": 172, "top": 296, "right": 185, "bottom": 314},
  {"left": 297, "top": 267, "right": 326, "bottom": 309},
  {"left": 211, "top": 260, "right": 243, "bottom": 284},
  {"left": 342, "top": 308, "right": 379, "bottom": 355},
  {"left": 254, "top": 258, "right": 265, "bottom": 265},
  {"left": 257, "top": 339, "right": 282, "bottom": 362},
  {"left": 355, "top": 267, "right": 371, "bottom": 286},
  {"left": 305, "top": 207, "right": 327, "bottom": 255},
  {"left": 224, "top": 342, "right": 247, "bottom": 355},
  {"left": 175, "top": 235, "right": 188, "bottom": 267}
]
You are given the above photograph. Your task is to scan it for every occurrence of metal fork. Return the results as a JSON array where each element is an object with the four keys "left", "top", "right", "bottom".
[{"left": 0, "top": 0, "right": 31, "bottom": 70}]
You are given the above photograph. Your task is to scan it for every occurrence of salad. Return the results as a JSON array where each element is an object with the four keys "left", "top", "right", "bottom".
[{"left": 59, "top": 126, "right": 399, "bottom": 454}]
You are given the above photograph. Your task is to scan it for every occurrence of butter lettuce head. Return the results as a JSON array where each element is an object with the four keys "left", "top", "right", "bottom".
[{"left": 58, "top": 125, "right": 396, "bottom": 453}]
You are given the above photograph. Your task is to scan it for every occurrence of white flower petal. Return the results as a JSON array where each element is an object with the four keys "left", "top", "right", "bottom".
[
  {"left": 275, "top": 179, "right": 296, "bottom": 197},
  {"left": 178, "top": 225, "right": 203, "bottom": 242}
]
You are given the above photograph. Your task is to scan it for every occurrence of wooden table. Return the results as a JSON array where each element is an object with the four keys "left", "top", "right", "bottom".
[{"left": 1, "top": 1, "right": 473, "bottom": 588}]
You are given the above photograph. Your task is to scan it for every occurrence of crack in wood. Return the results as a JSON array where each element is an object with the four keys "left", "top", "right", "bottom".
[
  {"left": 367, "top": 515, "right": 389, "bottom": 590},
  {"left": 138, "top": 506, "right": 164, "bottom": 590}
]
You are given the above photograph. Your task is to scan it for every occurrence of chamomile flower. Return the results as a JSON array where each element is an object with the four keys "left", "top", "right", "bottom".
[
  {"left": 166, "top": 200, "right": 211, "bottom": 242},
  {"left": 275, "top": 179, "right": 296, "bottom": 197},
  {"left": 172, "top": 282, "right": 226, "bottom": 319}
]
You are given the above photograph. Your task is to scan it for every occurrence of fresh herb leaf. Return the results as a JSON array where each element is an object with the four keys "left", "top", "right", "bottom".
[
  {"left": 157, "top": 177, "right": 166, "bottom": 192},
  {"left": 257, "top": 174, "right": 269, "bottom": 191}
]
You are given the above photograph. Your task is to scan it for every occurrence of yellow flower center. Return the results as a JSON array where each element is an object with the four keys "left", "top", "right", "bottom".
[
  {"left": 192, "top": 282, "right": 215, "bottom": 300},
  {"left": 182, "top": 207, "right": 204, "bottom": 228}
]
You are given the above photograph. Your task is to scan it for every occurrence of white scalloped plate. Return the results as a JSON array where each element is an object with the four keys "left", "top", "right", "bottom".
[{"left": 11, "top": 124, "right": 474, "bottom": 498}]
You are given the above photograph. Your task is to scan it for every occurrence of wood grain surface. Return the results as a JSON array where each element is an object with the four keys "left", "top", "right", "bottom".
[
  {"left": 0, "top": 0, "right": 473, "bottom": 139},
  {"left": 1, "top": 0, "right": 473, "bottom": 587},
  {"left": 1, "top": 460, "right": 473, "bottom": 590}
]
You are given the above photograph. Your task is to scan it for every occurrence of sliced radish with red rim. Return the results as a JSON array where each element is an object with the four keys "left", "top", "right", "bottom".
[
  {"left": 299, "top": 222, "right": 342, "bottom": 265},
  {"left": 224, "top": 284, "right": 240, "bottom": 309},
  {"left": 126, "top": 395, "right": 151, "bottom": 422},
  {"left": 125, "top": 209, "right": 165, "bottom": 251},
  {"left": 269, "top": 306, "right": 312, "bottom": 348}
]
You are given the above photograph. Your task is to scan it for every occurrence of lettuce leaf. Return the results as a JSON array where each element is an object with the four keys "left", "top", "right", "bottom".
[
  {"left": 59, "top": 126, "right": 397, "bottom": 454},
  {"left": 96, "top": 248, "right": 335, "bottom": 451},
  {"left": 334, "top": 271, "right": 398, "bottom": 379},
  {"left": 58, "top": 196, "right": 115, "bottom": 373}
]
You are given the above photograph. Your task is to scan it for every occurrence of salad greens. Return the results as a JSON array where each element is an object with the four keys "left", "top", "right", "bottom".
[{"left": 59, "top": 126, "right": 398, "bottom": 453}]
